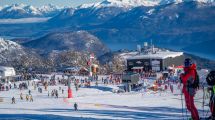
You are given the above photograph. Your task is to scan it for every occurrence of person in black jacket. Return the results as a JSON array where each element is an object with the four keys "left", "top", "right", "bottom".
[
  {"left": 206, "top": 70, "right": 215, "bottom": 119},
  {"left": 12, "top": 97, "right": 15, "bottom": 104},
  {"left": 74, "top": 102, "right": 78, "bottom": 111}
]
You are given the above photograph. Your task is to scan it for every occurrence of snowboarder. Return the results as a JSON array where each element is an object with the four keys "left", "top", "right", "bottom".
[
  {"left": 180, "top": 58, "right": 199, "bottom": 120},
  {"left": 74, "top": 102, "right": 78, "bottom": 111},
  {"left": 206, "top": 70, "right": 215, "bottom": 119},
  {"left": 12, "top": 97, "right": 15, "bottom": 104},
  {"left": 28, "top": 90, "right": 31, "bottom": 95}
]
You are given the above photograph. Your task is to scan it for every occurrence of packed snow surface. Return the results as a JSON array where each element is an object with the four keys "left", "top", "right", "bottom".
[{"left": 0, "top": 75, "right": 208, "bottom": 119}]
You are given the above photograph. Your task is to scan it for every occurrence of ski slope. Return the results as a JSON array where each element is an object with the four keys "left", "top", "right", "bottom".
[{"left": 0, "top": 75, "right": 209, "bottom": 120}]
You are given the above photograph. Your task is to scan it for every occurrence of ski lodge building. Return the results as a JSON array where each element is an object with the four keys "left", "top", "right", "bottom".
[
  {"left": 123, "top": 43, "right": 184, "bottom": 72},
  {"left": 0, "top": 66, "right": 16, "bottom": 83}
]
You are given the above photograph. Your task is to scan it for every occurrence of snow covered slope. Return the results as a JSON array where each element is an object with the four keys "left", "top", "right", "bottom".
[
  {"left": 0, "top": 37, "right": 22, "bottom": 52},
  {"left": 0, "top": 37, "right": 25, "bottom": 62},
  {"left": 0, "top": 76, "right": 207, "bottom": 119}
]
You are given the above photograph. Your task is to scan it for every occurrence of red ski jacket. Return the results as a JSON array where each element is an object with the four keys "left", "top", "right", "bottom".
[{"left": 180, "top": 64, "right": 197, "bottom": 94}]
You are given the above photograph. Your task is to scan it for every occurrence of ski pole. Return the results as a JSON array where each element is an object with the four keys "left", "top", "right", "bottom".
[
  {"left": 181, "top": 90, "right": 184, "bottom": 120},
  {"left": 180, "top": 82, "right": 185, "bottom": 120},
  {"left": 202, "top": 85, "right": 205, "bottom": 118}
]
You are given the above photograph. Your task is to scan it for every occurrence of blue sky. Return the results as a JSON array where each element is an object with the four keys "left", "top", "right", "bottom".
[{"left": 0, "top": 0, "right": 102, "bottom": 7}]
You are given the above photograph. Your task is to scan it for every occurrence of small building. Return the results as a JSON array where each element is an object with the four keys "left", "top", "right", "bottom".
[
  {"left": 124, "top": 44, "right": 184, "bottom": 72},
  {"left": 79, "top": 67, "right": 89, "bottom": 76},
  {"left": 64, "top": 66, "right": 89, "bottom": 76},
  {"left": 64, "top": 67, "right": 81, "bottom": 75},
  {"left": 122, "top": 73, "right": 140, "bottom": 84},
  {"left": 122, "top": 72, "right": 140, "bottom": 92},
  {"left": 0, "top": 66, "right": 16, "bottom": 83}
]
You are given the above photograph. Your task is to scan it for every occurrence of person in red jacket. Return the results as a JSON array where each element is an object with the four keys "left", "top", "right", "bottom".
[{"left": 180, "top": 58, "right": 199, "bottom": 120}]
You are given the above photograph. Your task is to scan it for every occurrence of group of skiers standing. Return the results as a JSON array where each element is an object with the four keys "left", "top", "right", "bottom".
[
  {"left": 180, "top": 58, "right": 215, "bottom": 120},
  {"left": 12, "top": 92, "right": 33, "bottom": 104},
  {"left": 49, "top": 89, "right": 59, "bottom": 98}
]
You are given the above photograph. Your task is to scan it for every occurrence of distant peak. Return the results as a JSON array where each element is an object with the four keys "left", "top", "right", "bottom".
[
  {"left": 78, "top": 0, "right": 214, "bottom": 9},
  {"left": 79, "top": 0, "right": 158, "bottom": 9}
]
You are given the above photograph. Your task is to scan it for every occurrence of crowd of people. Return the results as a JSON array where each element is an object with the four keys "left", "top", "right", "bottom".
[{"left": 2, "top": 58, "right": 215, "bottom": 119}]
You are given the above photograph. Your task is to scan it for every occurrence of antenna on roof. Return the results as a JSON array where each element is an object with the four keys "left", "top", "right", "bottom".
[{"left": 150, "top": 39, "right": 153, "bottom": 54}]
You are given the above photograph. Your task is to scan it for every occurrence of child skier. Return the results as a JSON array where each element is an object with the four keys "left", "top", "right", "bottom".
[{"left": 180, "top": 58, "right": 199, "bottom": 120}]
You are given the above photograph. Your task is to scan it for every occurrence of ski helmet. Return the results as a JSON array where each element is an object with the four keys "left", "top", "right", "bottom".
[
  {"left": 206, "top": 70, "right": 215, "bottom": 86},
  {"left": 184, "top": 58, "right": 192, "bottom": 67}
]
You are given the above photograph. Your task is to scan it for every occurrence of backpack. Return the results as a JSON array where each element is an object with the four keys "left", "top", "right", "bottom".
[{"left": 192, "top": 70, "right": 199, "bottom": 89}]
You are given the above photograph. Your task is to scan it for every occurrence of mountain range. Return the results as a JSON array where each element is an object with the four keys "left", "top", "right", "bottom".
[
  {"left": 0, "top": 0, "right": 214, "bottom": 61},
  {"left": 0, "top": 4, "right": 63, "bottom": 18}
]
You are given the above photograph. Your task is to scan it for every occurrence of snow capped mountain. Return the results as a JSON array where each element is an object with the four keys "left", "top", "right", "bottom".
[
  {"left": 79, "top": 0, "right": 214, "bottom": 9},
  {"left": 39, "top": 4, "right": 60, "bottom": 13},
  {"left": 159, "top": 0, "right": 215, "bottom": 5},
  {"left": 79, "top": 0, "right": 159, "bottom": 9},
  {"left": 0, "top": 4, "right": 62, "bottom": 18},
  {"left": 38, "top": 4, "right": 63, "bottom": 17}
]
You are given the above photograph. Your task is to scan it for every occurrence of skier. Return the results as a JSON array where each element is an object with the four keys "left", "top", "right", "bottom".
[
  {"left": 14, "top": 83, "right": 17, "bottom": 89},
  {"left": 180, "top": 58, "right": 199, "bottom": 120},
  {"left": 74, "top": 102, "right": 78, "bottom": 111},
  {"left": 62, "top": 89, "right": 64, "bottom": 94},
  {"left": 12, "top": 97, "right": 15, "bottom": 104},
  {"left": 29, "top": 90, "right": 31, "bottom": 95},
  {"left": 20, "top": 93, "right": 23, "bottom": 100},
  {"left": 40, "top": 88, "right": 43, "bottom": 93},
  {"left": 55, "top": 90, "right": 58, "bottom": 98},
  {"left": 170, "top": 84, "right": 174, "bottom": 93},
  {"left": 206, "top": 70, "right": 215, "bottom": 119},
  {"left": 30, "top": 95, "right": 33, "bottom": 102},
  {"left": 26, "top": 94, "right": 29, "bottom": 101},
  {"left": 96, "top": 81, "right": 98, "bottom": 86}
]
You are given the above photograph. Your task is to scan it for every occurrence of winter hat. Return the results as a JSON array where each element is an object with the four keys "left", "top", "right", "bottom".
[{"left": 184, "top": 58, "right": 193, "bottom": 67}]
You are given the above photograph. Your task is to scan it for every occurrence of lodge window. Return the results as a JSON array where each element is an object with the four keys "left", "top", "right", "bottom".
[{"left": 128, "top": 62, "right": 133, "bottom": 66}]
